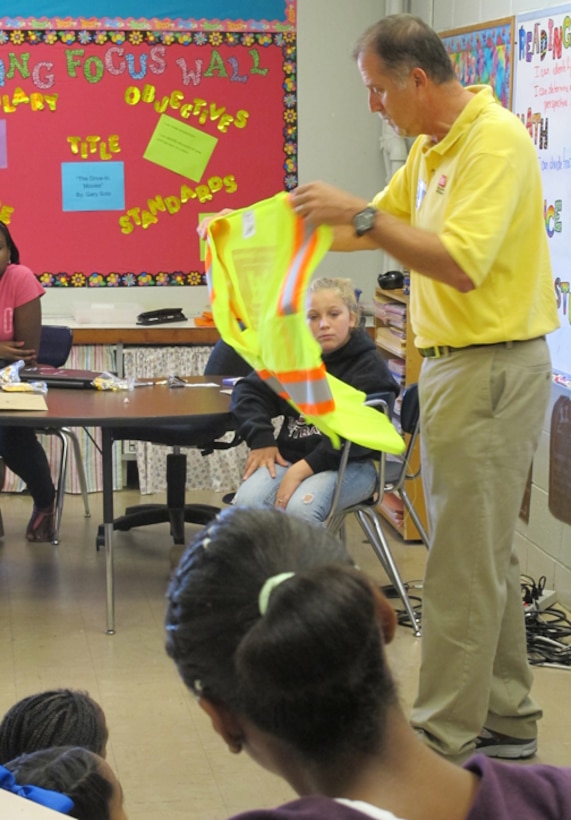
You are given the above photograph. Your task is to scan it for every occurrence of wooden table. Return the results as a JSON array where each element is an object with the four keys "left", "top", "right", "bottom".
[{"left": 0, "top": 377, "right": 232, "bottom": 634}]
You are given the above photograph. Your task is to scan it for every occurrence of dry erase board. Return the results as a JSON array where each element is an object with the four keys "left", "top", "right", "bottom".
[{"left": 514, "top": 6, "right": 571, "bottom": 379}]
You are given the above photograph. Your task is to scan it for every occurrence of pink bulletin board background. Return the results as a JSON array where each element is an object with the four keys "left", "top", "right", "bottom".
[{"left": 0, "top": 27, "right": 297, "bottom": 287}]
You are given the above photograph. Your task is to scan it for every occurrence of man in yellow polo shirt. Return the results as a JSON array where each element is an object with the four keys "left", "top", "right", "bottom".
[{"left": 292, "top": 13, "right": 559, "bottom": 759}]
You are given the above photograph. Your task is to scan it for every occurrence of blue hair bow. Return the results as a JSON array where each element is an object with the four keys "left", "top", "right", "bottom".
[{"left": 0, "top": 764, "right": 74, "bottom": 813}]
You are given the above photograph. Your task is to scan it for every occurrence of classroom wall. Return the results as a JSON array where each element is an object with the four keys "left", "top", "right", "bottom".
[
  {"left": 43, "top": 0, "right": 571, "bottom": 605},
  {"left": 43, "top": 0, "right": 388, "bottom": 321},
  {"left": 409, "top": 0, "right": 571, "bottom": 608}
]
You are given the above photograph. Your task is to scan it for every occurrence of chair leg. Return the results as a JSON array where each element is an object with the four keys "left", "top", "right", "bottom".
[
  {"left": 50, "top": 430, "right": 70, "bottom": 546},
  {"left": 0, "top": 457, "right": 4, "bottom": 538},
  {"left": 326, "top": 513, "right": 345, "bottom": 543},
  {"left": 355, "top": 508, "right": 422, "bottom": 637},
  {"left": 400, "top": 488, "right": 430, "bottom": 550},
  {"left": 62, "top": 428, "right": 91, "bottom": 518}
]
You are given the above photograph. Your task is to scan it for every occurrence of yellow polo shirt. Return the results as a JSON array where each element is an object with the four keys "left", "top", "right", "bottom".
[{"left": 373, "top": 85, "right": 559, "bottom": 348}]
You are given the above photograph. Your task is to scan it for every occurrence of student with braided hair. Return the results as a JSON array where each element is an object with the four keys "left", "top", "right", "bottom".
[
  {"left": 3, "top": 745, "right": 127, "bottom": 819},
  {"left": 0, "top": 689, "right": 108, "bottom": 764},
  {"left": 165, "top": 507, "right": 571, "bottom": 820}
]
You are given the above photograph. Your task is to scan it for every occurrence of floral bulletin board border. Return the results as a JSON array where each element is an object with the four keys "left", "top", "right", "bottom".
[{"left": 440, "top": 17, "right": 514, "bottom": 110}]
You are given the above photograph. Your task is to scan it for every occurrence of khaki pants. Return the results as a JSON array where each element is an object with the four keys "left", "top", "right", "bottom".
[{"left": 411, "top": 338, "right": 552, "bottom": 756}]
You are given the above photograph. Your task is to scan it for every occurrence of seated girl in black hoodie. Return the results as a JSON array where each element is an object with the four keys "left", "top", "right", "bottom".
[{"left": 230, "top": 277, "right": 399, "bottom": 523}]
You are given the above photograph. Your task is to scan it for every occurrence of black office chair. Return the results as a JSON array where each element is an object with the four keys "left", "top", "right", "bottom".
[
  {"left": 36, "top": 325, "right": 91, "bottom": 544},
  {"left": 326, "top": 384, "right": 428, "bottom": 636},
  {"left": 95, "top": 339, "right": 252, "bottom": 549}
]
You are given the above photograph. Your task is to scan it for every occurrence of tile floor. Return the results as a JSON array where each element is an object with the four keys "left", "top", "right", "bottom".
[{"left": 1, "top": 489, "right": 571, "bottom": 819}]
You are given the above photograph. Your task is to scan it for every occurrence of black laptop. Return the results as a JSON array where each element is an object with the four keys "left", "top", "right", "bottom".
[{"left": 19, "top": 365, "right": 106, "bottom": 389}]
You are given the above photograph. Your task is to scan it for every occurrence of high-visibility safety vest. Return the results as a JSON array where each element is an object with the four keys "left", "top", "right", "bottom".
[{"left": 205, "top": 191, "right": 404, "bottom": 455}]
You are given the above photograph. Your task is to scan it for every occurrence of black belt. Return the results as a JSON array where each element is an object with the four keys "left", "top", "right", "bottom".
[{"left": 419, "top": 337, "right": 545, "bottom": 359}]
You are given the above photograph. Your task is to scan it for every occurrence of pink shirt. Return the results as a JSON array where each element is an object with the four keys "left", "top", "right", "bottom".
[{"left": 0, "top": 264, "right": 45, "bottom": 342}]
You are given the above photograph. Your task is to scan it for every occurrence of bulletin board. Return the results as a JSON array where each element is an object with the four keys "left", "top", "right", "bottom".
[
  {"left": 440, "top": 17, "right": 514, "bottom": 109},
  {"left": 0, "top": 1, "right": 297, "bottom": 287},
  {"left": 514, "top": 5, "right": 570, "bottom": 379}
]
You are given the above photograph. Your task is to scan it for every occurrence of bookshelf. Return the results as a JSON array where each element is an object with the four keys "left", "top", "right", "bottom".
[{"left": 373, "top": 285, "right": 428, "bottom": 542}]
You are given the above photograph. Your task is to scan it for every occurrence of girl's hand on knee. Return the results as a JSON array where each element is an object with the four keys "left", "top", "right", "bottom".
[
  {"left": 275, "top": 461, "right": 313, "bottom": 509},
  {"left": 243, "top": 447, "right": 288, "bottom": 480}
]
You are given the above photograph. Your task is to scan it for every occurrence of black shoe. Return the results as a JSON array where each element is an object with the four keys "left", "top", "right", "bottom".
[{"left": 475, "top": 728, "right": 537, "bottom": 759}]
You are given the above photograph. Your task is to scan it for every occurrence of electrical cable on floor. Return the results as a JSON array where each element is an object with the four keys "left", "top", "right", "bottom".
[
  {"left": 520, "top": 573, "right": 571, "bottom": 669},
  {"left": 525, "top": 608, "right": 571, "bottom": 668},
  {"left": 384, "top": 575, "right": 571, "bottom": 667}
]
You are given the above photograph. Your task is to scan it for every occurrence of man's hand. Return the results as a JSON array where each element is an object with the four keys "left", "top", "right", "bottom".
[
  {"left": 274, "top": 460, "right": 313, "bottom": 510},
  {"left": 243, "top": 446, "right": 289, "bottom": 480},
  {"left": 197, "top": 208, "right": 234, "bottom": 240},
  {"left": 291, "top": 182, "right": 367, "bottom": 227},
  {"left": 0, "top": 341, "right": 37, "bottom": 363}
]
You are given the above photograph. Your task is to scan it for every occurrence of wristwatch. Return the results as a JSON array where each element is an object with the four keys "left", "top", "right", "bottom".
[{"left": 352, "top": 206, "right": 377, "bottom": 237}]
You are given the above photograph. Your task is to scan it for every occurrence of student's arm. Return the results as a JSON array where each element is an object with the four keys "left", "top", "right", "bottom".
[{"left": 0, "top": 297, "right": 41, "bottom": 363}]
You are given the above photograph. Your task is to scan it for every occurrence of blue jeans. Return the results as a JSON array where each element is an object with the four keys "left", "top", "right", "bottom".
[{"left": 232, "top": 460, "right": 377, "bottom": 523}]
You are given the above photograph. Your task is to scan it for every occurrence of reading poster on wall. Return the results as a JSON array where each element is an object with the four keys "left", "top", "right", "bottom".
[
  {"left": 0, "top": 1, "right": 296, "bottom": 287},
  {"left": 513, "top": 5, "right": 570, "bottom": 378}
]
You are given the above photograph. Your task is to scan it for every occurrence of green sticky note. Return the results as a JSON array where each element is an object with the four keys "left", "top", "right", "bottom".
[{"left": 144, "top": 114, "right": 218, "bottom": 182}]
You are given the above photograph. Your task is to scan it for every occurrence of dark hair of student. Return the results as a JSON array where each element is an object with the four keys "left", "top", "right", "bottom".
[
  {"left": 0, "top": 689, "right": 108, "bottom": 763},
  {"left": 353, "top": 13, "right": 455, "bottom": 85},
  {"left": 5, "top": 746, "right": 112, "bottom": 820},
  {"left": 165, "top": 507, "right": 397, "bottom": 764},
  {"left": 0, "top": 220, "right": 20, "bottom": 265}
]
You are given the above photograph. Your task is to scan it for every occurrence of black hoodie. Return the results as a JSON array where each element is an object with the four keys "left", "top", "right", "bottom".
[{"left": 230, "top": 329, "right": 400, "bottom": 474}]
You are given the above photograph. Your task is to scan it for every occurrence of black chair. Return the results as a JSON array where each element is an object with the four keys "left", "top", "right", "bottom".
[
  {"left": 36, "top": 325, "right": 91, "bottom": 544},
  {"left": 326, "top": 384, "right": 428, "bottom": 636},
  {"left": 96, "top": 339, "right": 251, "bottom": 548},
  {"left": 204, "top": 338, "right": 252, "bottom": 378}
]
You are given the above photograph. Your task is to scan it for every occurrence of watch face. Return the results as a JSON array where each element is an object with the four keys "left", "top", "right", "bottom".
[{"left": 353, "top": 207, "right": 376, "bottom": 236}]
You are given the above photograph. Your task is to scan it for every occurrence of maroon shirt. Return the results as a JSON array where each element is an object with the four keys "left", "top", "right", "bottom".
[{"left": 227, "top": 754, "right": 571, "bottom": 820}]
